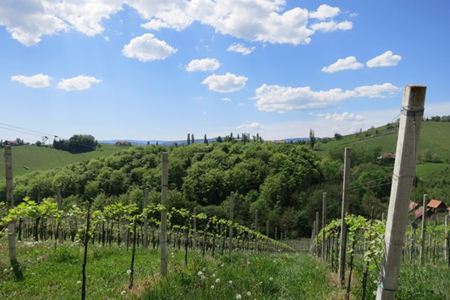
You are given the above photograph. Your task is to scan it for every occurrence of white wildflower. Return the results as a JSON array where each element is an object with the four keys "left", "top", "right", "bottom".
[
  {"left": 269, "top": 277, "right": 273, "bottom": 281},
  {"left": 126, "top": 269, "right": 132, "bottom": 275},
  {"left": 229, "top": 280, "right": 233, "bottom": 284},
  {"left": 76, "top": 280, "right": 81, "bottom": 285},
  {"left": 247, "top": 291, "right": 252, "bottom": 296},
  {"left": 210, "top": 285, "right": 215, "bottom": 289},
  {"left": 197, "top": 271, "right": 203, "bottom": 276},
  {"left": 121, "top": 290, "right": 126, "bottom": 295},
  {"left": 215, "top": 278, "right": 220, "bottom": 283},
  {"left": 212, "top": 273, "right": 216, "bottom": 278},
  {"left": 236, "top": 294, "right": 242, "bottom": 299}
]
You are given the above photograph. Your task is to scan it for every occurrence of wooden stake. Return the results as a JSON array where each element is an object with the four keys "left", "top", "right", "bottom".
[
  {"left": 160, "top": 152, "right": 169, "bottom": 276},
  {"left": 339, "top": 147, "right": 352, "bottom": 286},
  {"left": 420, "top": 194, "right": 428, "bottom": 266},
  {"left": 376, "top": 86, "right": 426, "bottom": 300},
  {"left": 143, "top": 188, "right": 149, "bottom": 249},
  {"left": 322, "top": 192, "right": 327, "bottom": 259}
]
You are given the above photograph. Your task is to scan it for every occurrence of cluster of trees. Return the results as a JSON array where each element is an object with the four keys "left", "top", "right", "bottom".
[
  {"left": 425, "top": 115, "right": 450, "bottom": 122},
  {"left": 1, "top": 137, "right": 408, "bottom": 237},
  {"left": 53, "top": 134, "right": 98, "bottom": 153}
]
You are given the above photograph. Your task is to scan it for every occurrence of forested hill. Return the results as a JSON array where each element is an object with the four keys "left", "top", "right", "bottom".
[{"left": 1, "top": 121, "right": 450, "bottom": 237}]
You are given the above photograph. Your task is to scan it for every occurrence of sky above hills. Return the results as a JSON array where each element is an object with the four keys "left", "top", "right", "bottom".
[{"left": 1, "top": 0, "right": 450, "bottom": 142}]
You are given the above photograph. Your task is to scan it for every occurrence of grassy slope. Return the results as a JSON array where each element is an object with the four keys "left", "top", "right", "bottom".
[
  {"left": 0, "top": 240, "right": 339, "bottom": 300},
  {"left": 316, "top": 121, "right": 450, "bottom": 178},
  {"left": 0, "top": 144, "right": 130, "bottom": 179}
]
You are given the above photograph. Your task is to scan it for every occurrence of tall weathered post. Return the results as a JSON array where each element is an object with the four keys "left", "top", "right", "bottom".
[
  {"left": 420, "top": 194, "right": 428, "bottom": 265},
  {"left": 5, "top": 146, "right": 20, "bottom": 277},
  {"left": 266, "top": 220, "right": 269, "bottom": 237},
  {"left": 376, "top": 86, "right": 426, "bottom": 300},
  {"left": 339, "top": 147, "right": 352, "bottom": 286},
  {"left": 322, "top": 192, "right": 327, "bottom": 259},
  {"left": 160, "top": 152, "right": 169, "bottom": 276},
  {"left": 143, "top": 188, "right": 149, "bottom": 249}
]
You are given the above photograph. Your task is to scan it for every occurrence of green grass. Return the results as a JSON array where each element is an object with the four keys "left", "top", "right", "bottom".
[
  {"left": 416, "top": 162, "right": 450, "bottom": 179},
  {"left": 317, "top": 122, "right": 450, "bottom": 162},
  {"left": 0, "top": 239, "right": 339, "bottom": 300},
  {"left": 0, "top": 144, "right": 130, "bottom": 179}
]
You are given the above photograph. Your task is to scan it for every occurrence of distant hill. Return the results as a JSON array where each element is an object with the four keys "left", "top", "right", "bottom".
[
  {"left": 316, "top": 121, "right": 450, "bottom": 179},
  {"left": 0, "top": 144, "right": 129, "bottom": 179}
]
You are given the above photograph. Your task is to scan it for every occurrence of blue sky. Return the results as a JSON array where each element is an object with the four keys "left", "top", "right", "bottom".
[{"left": 1, "top": 0, "right": 450, "bottom": 142}]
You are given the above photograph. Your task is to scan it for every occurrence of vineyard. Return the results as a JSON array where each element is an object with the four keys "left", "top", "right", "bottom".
[{"left": 1, "top": 87, "right": 450, "bottom": 299}]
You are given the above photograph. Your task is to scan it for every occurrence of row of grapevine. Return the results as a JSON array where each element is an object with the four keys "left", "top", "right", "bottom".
[{"left": 311, "top": 212, "right": 450, "bottom": 299}]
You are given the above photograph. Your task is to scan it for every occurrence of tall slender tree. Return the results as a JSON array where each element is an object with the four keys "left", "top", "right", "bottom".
[
  {"left": 191, "top": 134, "right": 195, "bottom": 144},
  {"left": 309, "top": 129, "right": 316, "bottom": 150},
  {"left": 187, "top": 133, "right": 191, "bottom": 145},
  {"left": 204, "top": 134, "right": 208, "bottom": 144}
]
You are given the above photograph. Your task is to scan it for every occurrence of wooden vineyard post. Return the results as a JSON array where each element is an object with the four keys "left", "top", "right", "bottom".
[
  {"left": 160, "top": 152, "right": 169, "bottom": 276},
  {"left": 410, "top": 226, "right": 417, "bottom": 264},
  {"left": 322, "top": 192, "right": 327, "bottom": 259},
  {"left": 56, "top": 187, "right": 64, "bottom": 244},
  {"left": 5, "top": 146, "right": 22, "bottom": 280},
  {"left": 143, "top": 188, "right": 149, "bottom": 249},
  {"left": 315, "top": 211, "right": 320, "bottom": 257},
  {"left": 376, "top": 86, "right": 426, "bottom": 300},
  {"left": 445, "top": 213, "right": 449, "bottom": 266},
  {"left": 266, "top": 220, "right": 269, "bottom": 237},
  {"left": 339, "top": 147, "right": 352, "bottom": 286},
  {"left": 81, "top": 202, "right": 91, "bottom": 300},
  {"left": 420, "top": 194, "right": 428, "bottom": 266},
  {"left": 229, "top": 199, "right": 234, "bottom": 252},
  {"left": 193, "top": 207, "right": 197, "bottom": 250},
  {"left": 254, "top": 209, "right": 258, "bottom": 232}
]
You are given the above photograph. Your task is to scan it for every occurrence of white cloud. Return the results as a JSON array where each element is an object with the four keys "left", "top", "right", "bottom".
[
  {"left": 202, "top": 73, "right": 247, "bottom": 93},
  {"left": 57, "top": 75, "right": 101, "bottom": 91},
  {"left": 186, "top": 58, "right": 220, "bottom": 72},
  {"left": 317, "top": 112, "right": 365, "bottom": 123},
  {"left": 322, "top": 56, "right": 363, "bottom": 73},
  {"left": 10, "top": 73, "right": 51, "bottom": 88},
  {"left": 227, "top": 43, "right": 255, "bottom": 55},
  {"left": 253, "top": 83, "right": 400, "bottom": 112},
  {"left": 366, "top": 50, "right": 402, "bottom": 68},
  {"left": 1, "top": 1, "right": 353, "bottom": 46},
  {"left": 309, "top": 4, "right": 340, "bottom": 20},
  {"left": 122, "top": 33, "right": 177, "bottom": 62},
  {"left": 237, "top": 122, "right": 263, "bottom": 130},
  {"left": 0, "top": 0, "right": 122, "bottom": 46},
  {"left": 221, "top": 97, "right": 231, "bottom": 102},
  {"left": 311, "top": 20, "right": 352, "bottom": 32}
]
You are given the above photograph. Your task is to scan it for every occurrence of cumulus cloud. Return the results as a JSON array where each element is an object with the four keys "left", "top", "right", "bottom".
[
  {"left": 202, "top": 73, "right": 247, "bottom": 93},
  {"left": 0, "top": 0, "right": 121, "bottom": 46},
  {"left": 10, "top": 73, "right": 51, "bottom": 88},
  {"left": 0, "top": 1, "right": 352, "bottom": 46},
  {"left": 186, "top": 58, "right": 220, "bottom": 72},
  {"left": 122, "top": 33, "right": 177, "bottom": 62},
  {"left": 253, "top": 83, "right": 400, "bottom": 112},
  {"left": 310, "top": 20, "right": 352, "bottom": 32},
  {"left": 309, "top": 4, "right": 340, "bottom": 20},
  {"left": 366, "top": 50, "right": 402, "bottom": 68},
  {"left": 227, "top": 43, "right": 255, "bottom": 55},
  {"left": 317, "top": 112, "right": 365, "bottom": 123},
  {"left": 237, "top": 122, "right": 263, "bottom": 130},
  {"left": 57, "top": 75, "right": 101, "bottom": 91},
  {"left": 322, "top": 56, "right": 363, "bottom": 73},
  {"left": 221, "top": 97, "right": 231, "bottom": 102}
]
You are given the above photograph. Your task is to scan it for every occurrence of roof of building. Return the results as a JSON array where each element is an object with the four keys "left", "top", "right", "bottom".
[{"left": 427, "top": 199, "right": 447, "bottom": 210}]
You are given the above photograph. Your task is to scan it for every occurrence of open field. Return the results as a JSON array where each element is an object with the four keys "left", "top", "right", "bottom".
[{"left": 0, "top": 144, "right": 130, "bottom": 179}]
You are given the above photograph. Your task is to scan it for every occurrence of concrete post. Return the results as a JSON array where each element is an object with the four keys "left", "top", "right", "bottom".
[
  {"left": 339, "top": 147, "right": 352, "bottom": 286},
  {"left": 376, "top": 86, "right": 426, "bottom": 300},
  {"left": 160, "top": 152, "right": 169, "bottom": 276},
  {"left": 322, "top": 192, "right": 327, "bottom": 259},
  {"left": 420, "top": 194, "right": 428, "bottom": 265}
]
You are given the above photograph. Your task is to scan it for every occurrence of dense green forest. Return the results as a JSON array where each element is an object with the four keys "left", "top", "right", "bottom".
[{"left": 2, "top": 122, "right": 450, "bottom": 238}]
